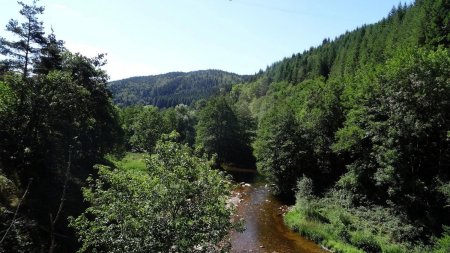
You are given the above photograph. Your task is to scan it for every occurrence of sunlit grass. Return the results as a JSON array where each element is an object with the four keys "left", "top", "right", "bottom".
[
  {"left": 284, "top": 200, "right": 429, "bottom": 253},
  {"left": 107, "top": 152, "right": 148, "bottom": 171}
]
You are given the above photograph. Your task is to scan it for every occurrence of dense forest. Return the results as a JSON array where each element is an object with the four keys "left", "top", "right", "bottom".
[
  {"left": 228, "top": 0, "right": 449, "bottom": 252},
  {"left": 109, "top": 70, "right": 250, "bottom": 107},
  {"left": 0, "top": 0, "right": 449, "bottom": 252},
  {"left": 0, "top": 2, "right": 237, "bottom": 252}
]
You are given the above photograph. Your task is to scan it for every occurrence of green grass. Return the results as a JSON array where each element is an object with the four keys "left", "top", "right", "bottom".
[
  {"left": 283, "top": 197, "right": 432, "bottom": 253},
  {"left": 107, "top": 152, "right": 148, "bottom": 171},
  {"left": 285, "top": 207, "right": 362, "bottom": 253}
]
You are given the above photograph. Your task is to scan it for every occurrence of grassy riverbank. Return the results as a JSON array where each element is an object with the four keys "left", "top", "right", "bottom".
[
  {"left": 286, "top": 203, "right": 416, "bottom": 252},
  {"left": 284, "top": 189, "right": 450, "bottom": 253}
]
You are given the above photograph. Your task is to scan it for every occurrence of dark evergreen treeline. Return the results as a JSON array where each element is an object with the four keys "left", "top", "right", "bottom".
[
  {"left": 264, "top": 0, "right": 448, "bottom": 84},
  {"left": 109, "top": 70, "right": 250, "bottom": 107},
  {"left": 225, "top": 0, "right": 449, "bottom": 251}
]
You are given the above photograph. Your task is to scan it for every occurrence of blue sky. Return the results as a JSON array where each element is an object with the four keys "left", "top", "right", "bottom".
[{"left": 0, "top": 0, "right": 414, "bottom": 80}]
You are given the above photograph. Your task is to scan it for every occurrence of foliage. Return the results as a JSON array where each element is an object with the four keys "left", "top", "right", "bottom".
[
  {"left": 224, "top": 0, "right": 450, "bottom": 250},
  {"left": 295, "top": 176, "right": 314, "bottom": 201},
  {"left": 118, "top": 105, "right": 143, "bottom": 150},
  {"left": 0, "top": 0, "right": 46, "bottom": 77},
  {"left": 163, "top": 104, "right": 197, "bottom": 146},
  {"left": 434, "top": 227, "right": 450, "bottom": 253},
  {"left": 118, "top": 104, "right": 197, "bottom": 152},
  {"left": 419, "top": 0, "right": 450, "bottom": 47},
  {"left": 195, "top": 97, "right": 255, "bottom": 167},
  {"left": 438, "top": 182, "right": 450, "bottom": 206},
  {"left": 106, "top": 152, "right": 148, "bottom": 172},
  {"left": 70, "top": 138, "right": 234, "bottom": 253},
  {"left": 280, "top": 47, "right": 450, "bottom": 251},
  {"left": 285, "top": 187, "right": 429, "bottom": 253},
  {"left": 109, "top": 70, "right": 249, "bottom": 107},
  {"left": 334, "top": 47, "right": 450, "bottom": 229},
  {"left": 253, "top": 103, "right": 312, "bottom": 196},
  {"left": 0, "top": 80, "right": 15, "bottom": 116},
  {"left": 0, "top": 207, "right": 39, "bottom": 253},
  {"left": 0, "top": 2, "right": 123, "bottom": 251},
  {"left": 128, "top": 105, "right": 164, "bottom": 152}
]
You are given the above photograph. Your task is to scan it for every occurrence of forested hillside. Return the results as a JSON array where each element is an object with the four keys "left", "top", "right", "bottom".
[
  {"left": 226, "top": 0, "right": 450, "bottom": 252},
  {"left": 109, "top": 70, "right": 250, "bottom": 107},
  {"left": 263, "top": 0, "right": 448, "bottom": 83}
]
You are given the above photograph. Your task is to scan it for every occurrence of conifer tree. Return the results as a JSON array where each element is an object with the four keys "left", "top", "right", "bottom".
[{"left": 0, "top": 0, "right": 46, "bottom": 77}]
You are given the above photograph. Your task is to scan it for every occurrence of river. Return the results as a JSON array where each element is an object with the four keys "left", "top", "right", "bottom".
[{"left": 225, "top": 166, "right": 325, "bottom": 253}]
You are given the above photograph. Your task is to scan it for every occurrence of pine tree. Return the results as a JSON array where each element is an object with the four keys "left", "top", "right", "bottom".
[
  {"left": 0, "top": 0, "right": 46, "bottom": 77},
  {"left": 34, "top": 30, "right": 65, "bottom": 75}
]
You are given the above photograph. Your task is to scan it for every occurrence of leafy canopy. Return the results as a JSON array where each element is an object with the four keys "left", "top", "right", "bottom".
[{"left": 70, "top": 136, "right": 235, "bottom": 253}]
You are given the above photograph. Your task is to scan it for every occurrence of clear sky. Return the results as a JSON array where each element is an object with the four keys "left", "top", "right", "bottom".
[{"left": 0, "top": 0, "right": 414, "bottom": 81}]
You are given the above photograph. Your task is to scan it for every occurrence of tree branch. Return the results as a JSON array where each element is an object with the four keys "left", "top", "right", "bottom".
[
  {"left": 0, "top": 178, "right": 32, "bottom": 245},
  {"left": 48, "top": 150, "right": 71, "bottom": 253}
]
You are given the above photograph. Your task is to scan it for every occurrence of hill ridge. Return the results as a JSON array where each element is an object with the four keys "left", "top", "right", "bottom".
[{"left": 109, "top": 69, "right": 251, "bottom": 107}]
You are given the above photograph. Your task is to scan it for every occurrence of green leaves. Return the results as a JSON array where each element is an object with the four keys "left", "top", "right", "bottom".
[
  {"left": 0, "top": 29, "right": 122, "bottom": 251},
  {"left": 195, "top": 97, "right": 254, "bottom": 166},
  {"left": 0, "top": 80, "right": 15, "bottom": 115},
  {"left": 254, "top": 103, "right": 308, "bottom": 196},
  {"left": 129, "top": 105, "right": 164, "bottom": 152},
  {"left": 71, "top": 140, "right": 234, "bottom": 253},
  {"left": 334, "top": 47, "right": 450, "bottom": 232},
  {"left": 0, "top": 0, "right": 46, "bottom": 77}
]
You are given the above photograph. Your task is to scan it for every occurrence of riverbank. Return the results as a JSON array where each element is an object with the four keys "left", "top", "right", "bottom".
[{"left": 284, "top": 193, "right": 438, "bottom": 253}]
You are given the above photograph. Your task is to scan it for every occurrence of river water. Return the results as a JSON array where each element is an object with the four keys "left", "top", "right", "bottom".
[{"left": 225, "top": 167, "right": 325, "bottom": 253}]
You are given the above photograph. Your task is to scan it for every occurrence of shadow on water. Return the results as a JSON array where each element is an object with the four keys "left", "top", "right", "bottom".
[{"left": 223, "top": 165, "right": 325, "bottom": 253}]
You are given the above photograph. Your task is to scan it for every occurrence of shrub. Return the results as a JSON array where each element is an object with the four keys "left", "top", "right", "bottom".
[
  {"left": 70, "top": 140, "right": 234, "bottom": 253},
  {"left": 349, "top": 231, "right": 381, "bottom": 253}
]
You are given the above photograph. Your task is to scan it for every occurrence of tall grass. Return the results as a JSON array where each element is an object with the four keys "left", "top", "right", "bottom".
[{"left": 284, "top": 188, "right": 432, "bottom": 253}]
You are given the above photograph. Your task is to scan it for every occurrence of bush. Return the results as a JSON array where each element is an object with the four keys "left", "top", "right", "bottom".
[
  {"left": 349, "top": 231, "right": 381, "bottom": 253},
  {"left": 296, "top": 176, "right": 314, "bottom": 201},
  {"left": 434, "top": 229, "right": 450, "bottom": 253},
  {"left": 70, "top": 139, "right": 235, "bottom": 253},
  {"left": 285, "top": 184, "right": 430, "bottom": 253}
]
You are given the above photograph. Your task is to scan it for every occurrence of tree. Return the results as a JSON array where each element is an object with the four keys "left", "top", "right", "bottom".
[
  {"left": 34, "top": 31, "right": 65, "bottom": 75},
  {"left": 334, "top": 48, "right": 450, "bottom": 232},
  {"left": 174, "top": 104, "right": 197, "bottom": 146},
  {"left": 371, "top": 48, "right": 449, "bottom": 228},
  {"left": 70, "top": 137, "right": 234, "bottom": 253},
  {"left": 0, "top": 0, "right": 46, "bottom": 77},
  {"left": 233, "top": 101, "right": 256, "bottom": 167},
  {"left": 419, "top": 0, "right": 450, "bottom": 47},
  {"left": 254, "top": 103, "right": 315, "bottom": 196},
  {"left": 0, "top": 20, "right": 122, "bottom": 250},
  {"left": 119, "top": 105, "right": 144, "bottom": 150},
  {"left": 195, "top": 97, "right": 253, "bottom": 165},
  {"left": 61, "top": 52, "right": 124, "bottom": 160},
  {"left": 129, "top": 105, "right": 164, "bottom": 152}
]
